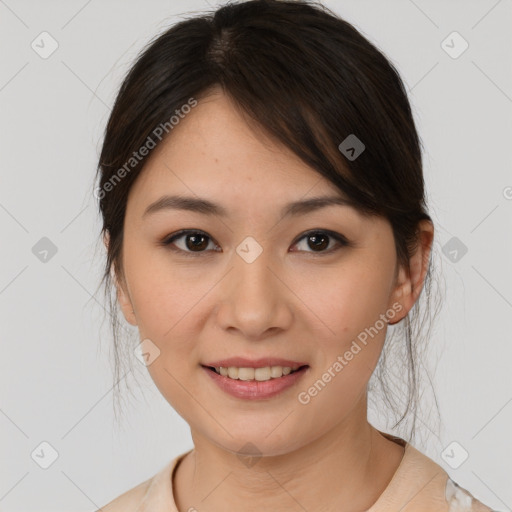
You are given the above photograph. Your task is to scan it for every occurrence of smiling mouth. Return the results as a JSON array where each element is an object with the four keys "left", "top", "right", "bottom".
[{"left": 203, "top": 365, "right": 309, "bottom": 381}]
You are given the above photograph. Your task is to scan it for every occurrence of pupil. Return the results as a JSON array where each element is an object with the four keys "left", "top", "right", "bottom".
[
  {"left": 187, "top": 234, "right": 208, "bottom": 251},
  {"left": 309, "top": 233, "right": 328, "bottom": 251}
]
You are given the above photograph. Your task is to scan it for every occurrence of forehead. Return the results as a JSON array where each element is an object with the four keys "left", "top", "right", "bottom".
[{"left": 129, "top": 92, "right": 345, "bottom": 206}]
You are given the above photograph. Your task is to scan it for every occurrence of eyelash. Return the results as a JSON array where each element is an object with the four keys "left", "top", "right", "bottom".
[{"left": 159, "top": 229, "right": 351, "bottom": 257}]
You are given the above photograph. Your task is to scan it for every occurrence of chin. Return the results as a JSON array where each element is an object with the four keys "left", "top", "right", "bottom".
[{"left": 207, "top": 426, "right": 308, "bottom": 460}]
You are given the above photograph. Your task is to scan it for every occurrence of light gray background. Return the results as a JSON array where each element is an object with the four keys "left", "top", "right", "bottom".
[{"left": 1, "top": 1, "right": 511, "bottom": 511}]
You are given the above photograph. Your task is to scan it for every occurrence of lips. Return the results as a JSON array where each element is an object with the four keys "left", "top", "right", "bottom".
[
  {"left": 203, "top": 357, "right": 309, "bottom": 369},
  {"left": 202, "top": 363, "right": 309, "bottom": 399}
]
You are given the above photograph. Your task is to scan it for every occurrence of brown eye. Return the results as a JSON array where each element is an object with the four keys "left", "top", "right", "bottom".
[
  {"left": 162, "top": 230, "right": 218, "bottom": 255},
  {"left": 306, "top": 232, "right": 329, "bottom": 251},
  {"left": 291, "top": 230, "right": 349, "bottom": 254},
  {"left": 161, "top": 229, "right": 349, "bottom": 257},
  {"left": 183, "top": 233, "right": 209, "bottom": 251}
]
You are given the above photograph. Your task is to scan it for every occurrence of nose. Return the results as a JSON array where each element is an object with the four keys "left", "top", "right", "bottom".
[{"left": 214, "top": 245, "right": 293, "bottom": 341}]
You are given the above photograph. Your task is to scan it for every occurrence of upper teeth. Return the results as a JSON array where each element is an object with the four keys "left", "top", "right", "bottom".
[{"left": 215, "top": 366, "right": 301, "bottom": 381}]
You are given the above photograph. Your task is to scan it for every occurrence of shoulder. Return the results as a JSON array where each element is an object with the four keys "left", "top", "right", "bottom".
[
  {"left": 94, "top": 451, "right": 190, "bottom": 512},
  {"left": 95, "top": 476, "right": 152, "bottom": 512},
  {"left": 444, "top": 477, "right": 497, "bottom": 512},
  {"left": 371, "top": 439, "right": 495, "bottom": 512},
  {"left": 401, "top": 444, "right": 495, "bottom": 512}
]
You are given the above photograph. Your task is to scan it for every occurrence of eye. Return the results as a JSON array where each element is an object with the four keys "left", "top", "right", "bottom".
[
  {"left": 291, "top": 229, "right": 350, "bottom": 255},
  {"left": 161, "top": 229, "right": 220, "bottom": 256},
  {"left": 160, "top": 229, "right": 350, "bottom": 257}
]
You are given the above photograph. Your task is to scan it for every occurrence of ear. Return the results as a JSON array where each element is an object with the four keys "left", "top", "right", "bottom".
[
  {"left": 103, "top": 231, "right": 138, "bottom": 326},
  {"left": 387, "top": 220, "right": 434, "bottom": 325}
]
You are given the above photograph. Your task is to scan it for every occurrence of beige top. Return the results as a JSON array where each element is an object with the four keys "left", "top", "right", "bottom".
[{"left": 98, "top": 436, "right": 495, "bottom": 512}]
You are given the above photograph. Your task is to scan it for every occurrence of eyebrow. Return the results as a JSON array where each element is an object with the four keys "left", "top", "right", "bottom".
[{"left": 142, "top": 194, "right": 356, "bottom": 219}]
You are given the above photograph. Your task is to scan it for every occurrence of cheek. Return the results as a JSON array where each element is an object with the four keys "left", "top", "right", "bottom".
[
  {"left": 294, "top": 261, "right": 393, "bottom": 401},
  {"left": 296, "top": 262, "right": 392, "bottom": 341},
  {"left": 123, "top": 244, "right": 201, "bottom": 337},
  {"left": 123, "top": 247, "right": 212, "bottom": 399},
  {"left": 296, "top": 268, "right": 391, "bottom": 414}
]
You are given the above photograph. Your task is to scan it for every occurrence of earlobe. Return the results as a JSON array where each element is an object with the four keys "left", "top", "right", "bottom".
[
  {"left": 103, "top": 231, "right": 110, "bottom": 250},
  {"left": 104, "top": 231, "right": 138, "bottom": 326},
  {"left": 115, "top": 275, "right": 138, "bottom": 326},
  {"left": 388, "top": 266, "right": 408, "bottom": 325}
]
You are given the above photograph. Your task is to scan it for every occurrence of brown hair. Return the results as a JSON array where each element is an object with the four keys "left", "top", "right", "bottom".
[{"left": 94, "top": 0, "right": 442, "bottom": 444}]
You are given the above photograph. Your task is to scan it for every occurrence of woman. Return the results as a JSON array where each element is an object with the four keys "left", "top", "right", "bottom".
[{"left": 94, "top": 1, "right": 496, "bottom": 510}]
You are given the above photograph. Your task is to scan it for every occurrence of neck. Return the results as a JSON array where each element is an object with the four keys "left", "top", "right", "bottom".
[{"left": 173, "top": 407, "right": 403, "bottom": 512}]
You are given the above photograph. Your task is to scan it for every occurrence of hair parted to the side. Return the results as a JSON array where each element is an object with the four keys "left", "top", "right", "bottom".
[{"left": 93, "top": 0, "right": 444, "bottom": 445}]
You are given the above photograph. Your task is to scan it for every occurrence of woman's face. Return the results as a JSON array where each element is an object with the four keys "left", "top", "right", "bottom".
[{"left": 114, "top": 90, "right": 412, "bottom": 456}]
